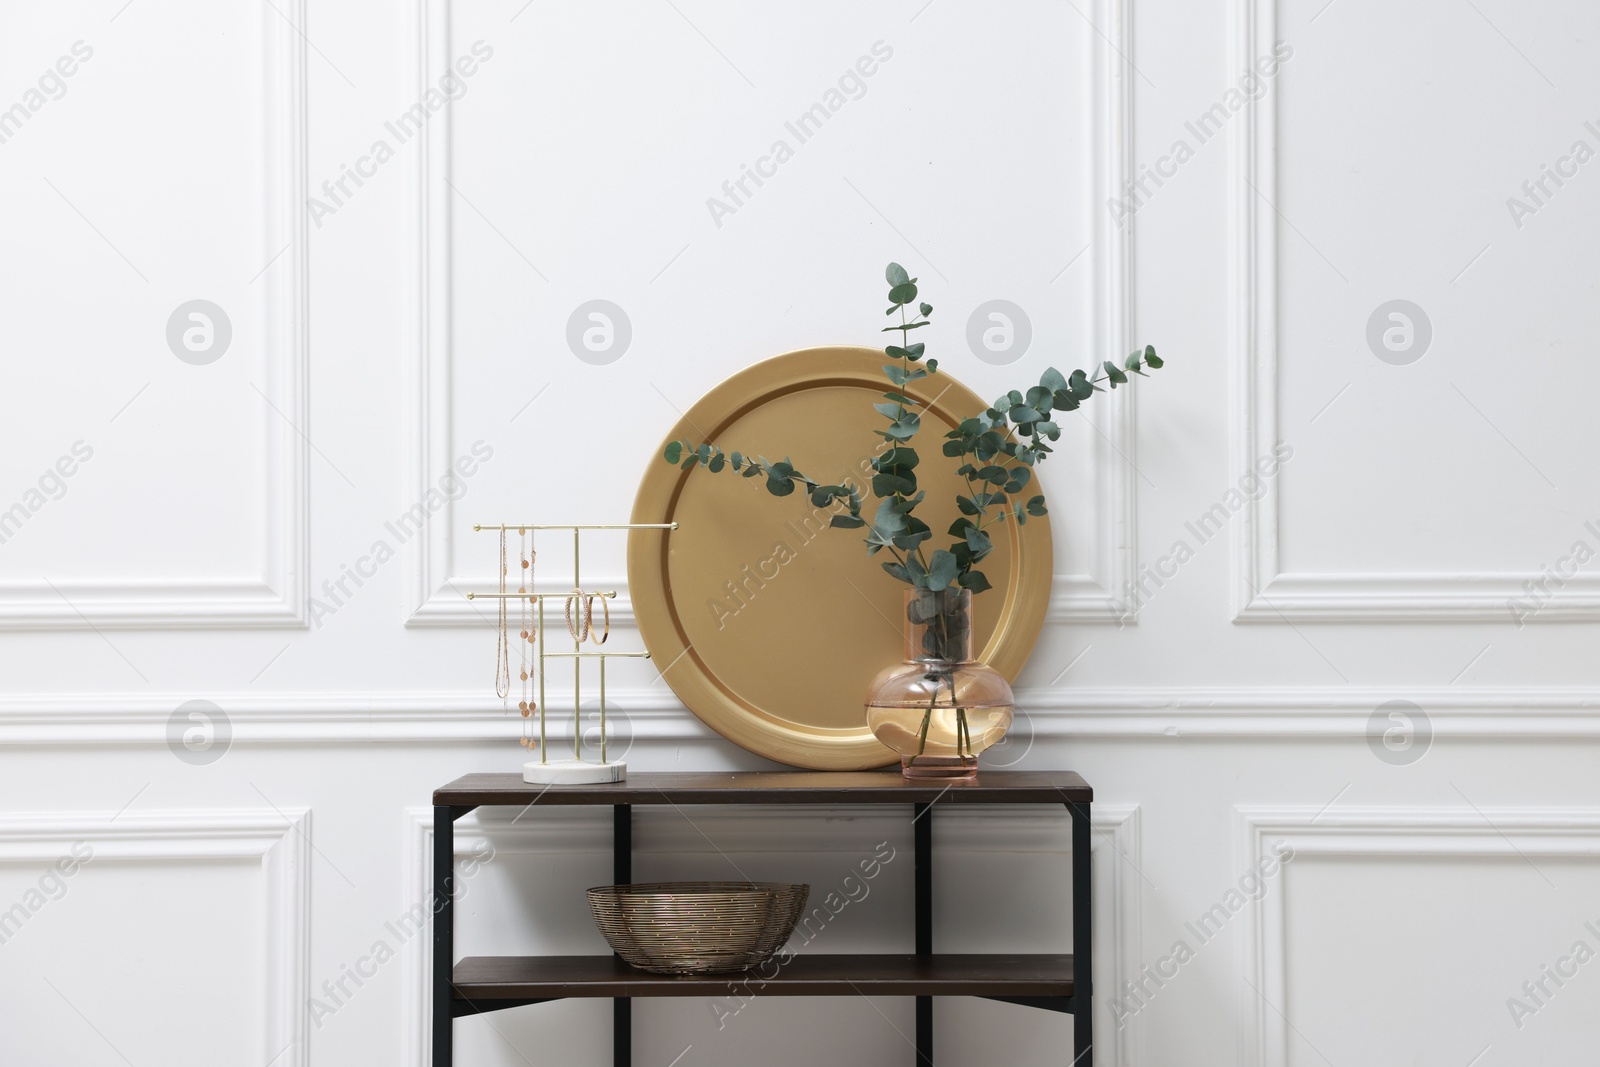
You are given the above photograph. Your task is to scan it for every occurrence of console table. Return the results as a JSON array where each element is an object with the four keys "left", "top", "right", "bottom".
[{"left": 431, "top": 770, "right": 1093, "bottom": 1065}]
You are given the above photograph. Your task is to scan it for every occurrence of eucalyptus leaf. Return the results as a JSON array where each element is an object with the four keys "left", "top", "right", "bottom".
[
  {"left": 884, "top": 414, "right": 920, "bottom": 439},
  {"left": 892, "top": 490, "right": 925, "bottom": 513},
  {"left": 878, "top": 447, "right": 919, "bottom": 470},
  {"left": 873, "top": 471, "right": 917, "bottom": 496},
  {"left": 893, "top": 527, "right": 932, "bottom": 551},
  {"left": 958, "top": 569, "right": 993, "bottom": 593},
  {"left": 873, "top": 498, "right": 908, "bottom": 532},
  {"left": 925, "top": 549, "right": 959, "bottom": 592}
]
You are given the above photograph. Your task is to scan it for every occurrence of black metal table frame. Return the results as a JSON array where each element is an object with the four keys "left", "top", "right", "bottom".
[{"left": 431, "top": 796, "right": 1092, "bottom": 1066}]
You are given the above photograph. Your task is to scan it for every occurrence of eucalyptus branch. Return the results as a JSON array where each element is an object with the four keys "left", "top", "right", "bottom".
[{"left": 662, "top": 261, "right": 1164, "bottom": 598}]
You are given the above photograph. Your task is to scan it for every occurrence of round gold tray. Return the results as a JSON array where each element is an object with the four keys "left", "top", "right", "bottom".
[{"left": 628, "top": 346, "right": 1053, "bottom": 769}]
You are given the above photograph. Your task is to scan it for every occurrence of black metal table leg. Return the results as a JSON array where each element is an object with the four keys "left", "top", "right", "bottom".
[
  {"left": 1069, "top": 800, "right": 1092, "bottom": 1066},
  {"left": 914, "top": 802, "right": 933, "bottom": 1066},
  {"left": 614, "top": 804, "right": 632, "bottom": 1067},
  {"left": 433, "top": 805, "right": 457, "bottom": 1067}
]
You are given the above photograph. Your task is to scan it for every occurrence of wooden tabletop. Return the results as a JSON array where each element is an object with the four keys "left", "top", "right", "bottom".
[{"left": 434, "top": 770, "right": 1091, "bottom": 806}]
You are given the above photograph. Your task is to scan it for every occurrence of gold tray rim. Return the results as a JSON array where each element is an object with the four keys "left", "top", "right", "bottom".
[{"left": 627, "top": 345, "right": 1054, "bottom": 770}]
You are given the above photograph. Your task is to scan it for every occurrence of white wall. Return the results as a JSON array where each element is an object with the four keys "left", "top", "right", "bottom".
[{"left": 2, "top": 0, "right": 1597, "bottom": 1063}]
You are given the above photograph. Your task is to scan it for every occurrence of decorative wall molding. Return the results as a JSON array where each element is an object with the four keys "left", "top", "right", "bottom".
[
  {"left": 1226, "top": 0, "right": 1577, "bottom": 623},
  {"left": 1094, "top": 803, "right": 1142, "bottom": 1067},
  {"left": 1228, "top": 0, "right": 1278, "bottom": 624},
  {"left": 400, "top": 807, "right": 446, "bottom": 1067},
  {"left": 1051, "top": 0, "right": 1142, "bottom": 625},
  {"left": 404, "top": 0, "right": 1144, "bottom": 628},
  {"left": 0, "top": 808, "right": 311, "bottom": 1066},
  {"left": 1236, "top": 571, "right": 1600, "bottom": 624},
  {"left": 9, "top": 686, "right": 1600, "bottom": 745},
  {"left": 400, "top": 0, "right": 457, "bottom": 628},
  {"left": 402, "top": 802, "right": 1140, "bottom": 1067},
  {"left": 0, "top": 1, "right": 309, "bottom": 630},
  {"left": 1235, "top": 805, "right": 1600, "bottom": 1067}
]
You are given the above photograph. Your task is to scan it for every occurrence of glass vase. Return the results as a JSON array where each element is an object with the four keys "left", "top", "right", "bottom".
[{"left": 864, "top": 588, "right": 1014, "bottom": 781}]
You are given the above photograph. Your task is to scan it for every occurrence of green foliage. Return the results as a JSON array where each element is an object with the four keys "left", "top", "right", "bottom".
[{"left": 661, "top": 263, "right": 1165, "bottom": 594}]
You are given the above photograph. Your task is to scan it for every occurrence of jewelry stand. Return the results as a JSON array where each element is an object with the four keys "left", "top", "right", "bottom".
[{"left": 467, "top": 522, "right": 674, "bottom": 785}]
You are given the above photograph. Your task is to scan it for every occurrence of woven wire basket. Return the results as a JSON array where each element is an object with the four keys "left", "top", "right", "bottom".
[{"left": 587, "top": 881, "right": 810, "bottom": 975}]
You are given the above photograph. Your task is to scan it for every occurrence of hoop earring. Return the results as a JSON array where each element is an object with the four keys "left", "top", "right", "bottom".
[
  {"left": 587, "top": 594, "right": 610, "bottom": 645},
  {"left": 564, "top": 593, "right": 591, "bottom": 643}
]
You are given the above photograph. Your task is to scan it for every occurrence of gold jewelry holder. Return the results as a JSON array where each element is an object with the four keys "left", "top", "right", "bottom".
[{"left": 468, "top": 522, "right": 675, "bottom": 784}]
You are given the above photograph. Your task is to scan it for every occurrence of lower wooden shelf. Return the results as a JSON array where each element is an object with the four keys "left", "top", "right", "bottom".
[{"left": 451, "top": 953, "right": 1075, "bottom": 1012}]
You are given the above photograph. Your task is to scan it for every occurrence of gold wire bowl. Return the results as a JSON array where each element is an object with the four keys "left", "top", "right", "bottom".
[{"left": 586, "top": 881, "right": 810, "bottom": 975}]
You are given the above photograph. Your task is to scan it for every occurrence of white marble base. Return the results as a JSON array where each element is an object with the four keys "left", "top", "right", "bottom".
[{"left": 523, "top": 759, "right": 627, "bottom": 785}]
